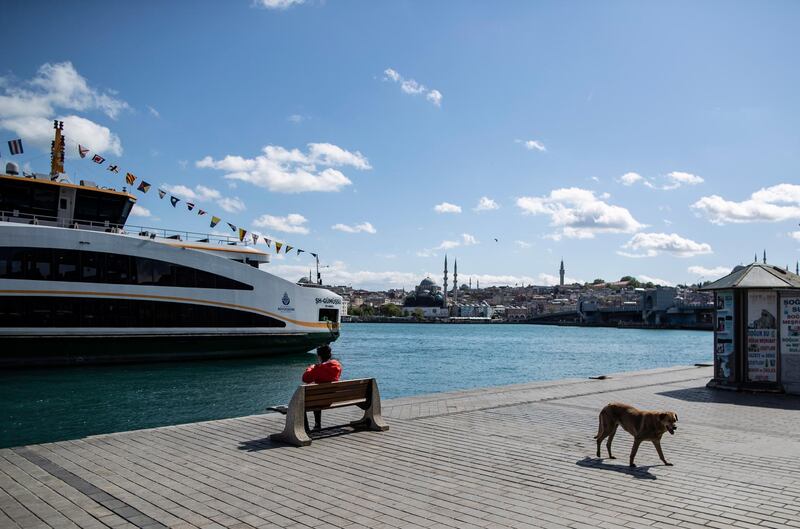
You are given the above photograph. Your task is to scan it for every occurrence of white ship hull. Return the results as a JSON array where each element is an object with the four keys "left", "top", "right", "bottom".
[{"left": 0, "top": 224, "right": 342, "bottom": 366}]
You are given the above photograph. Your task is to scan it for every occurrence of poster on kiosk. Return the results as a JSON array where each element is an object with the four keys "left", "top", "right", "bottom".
[
  {"left": 747, "top": 291, "right": 777, "bottom": 382},
  {"left": 780, "top": 294, "right": 800, "bottom": 389}
]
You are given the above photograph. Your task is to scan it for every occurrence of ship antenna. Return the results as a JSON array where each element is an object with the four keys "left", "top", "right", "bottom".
[{"left": 50, "top": 120, "right": 66, "bottom": 180}]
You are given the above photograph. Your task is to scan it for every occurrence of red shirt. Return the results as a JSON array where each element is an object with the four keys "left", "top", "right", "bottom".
[{"left": 302, "top": 359, "right": 342, "bottom": 384}]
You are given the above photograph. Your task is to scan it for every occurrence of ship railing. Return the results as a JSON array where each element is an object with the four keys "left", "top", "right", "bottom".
[{"left": 0, "top": 210, "right": 251, "bottom": 247}]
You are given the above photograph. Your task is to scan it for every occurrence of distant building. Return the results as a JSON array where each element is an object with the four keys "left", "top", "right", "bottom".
[
  {"left": 559, "top": 259, "right": 565, "bottom": 286},
  {"left": 402, "top": 276, "right": 449, "bottom": 318}
]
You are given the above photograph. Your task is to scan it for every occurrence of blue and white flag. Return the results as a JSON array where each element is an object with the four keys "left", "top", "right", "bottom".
[{"left": 8, "top": 139, "right": 23, "bottom": 155}]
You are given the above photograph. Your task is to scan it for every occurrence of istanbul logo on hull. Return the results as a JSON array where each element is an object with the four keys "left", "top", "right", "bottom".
[{"left": 279, "top": 291, "right": 295, "bottom": 313}]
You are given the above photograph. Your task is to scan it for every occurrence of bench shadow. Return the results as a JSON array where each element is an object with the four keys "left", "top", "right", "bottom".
[
  {"left": 576, "top": 456, "right": 657, "bottom": 480},
  {"left": 238, "top": 425, "right": 357, "bottom": 452},
  {"left": 658, "top": 386, "right": 800, "bottom": 411}
]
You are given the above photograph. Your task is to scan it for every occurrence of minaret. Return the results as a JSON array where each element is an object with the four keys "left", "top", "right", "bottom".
[
  {"left": 559, "top": 259, "right": 565, "bottom": 286},
  {"left": 443, "top": 254, "right": 449, "bottom": 306},
  {"left": 754, "top": 252, "right": 757, "bottom": 263},
  {"left": 469, "top": 277, "right": 472, "bottom": 289},
  {"left": 796, "top": 261, "right": 798, "bottom": 275},
  {"left": 763, "top": 250, "right": 767, "bottom": 264},
  {"left": 453, "top": 259, "right": 458, "bottom": 305},
  {"left": 477, "top": 279, "right": 480, "bottom": 289}
]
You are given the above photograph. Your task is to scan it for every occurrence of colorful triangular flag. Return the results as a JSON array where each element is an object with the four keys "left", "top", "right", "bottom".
[
  {"left": 92, "top": 154, "right": 105, "bottom": 164},
  {"left": 275, "top": 242, "right": 283, "bottom": 253},
  {"left": 186, "top": 202, "right": 195, "bottom": 211},
  {"left": 78, "top": 145, "right": 89, "bottom": 158},
  {"left": 107, "top": 164, "right": 119, "bottom": 173},
  {"left": 8, "top": 139, "right": 23, "bottom": 155},
  {"left": 285, "top": 245, "right": 293, "bottom": 254},
  {"left": 310, "top": 253, "right": 318, "bottom": 259},
  {"left": 198, "top": 209, "right": 207, "bottom": 216},
  {"left": 238, "top": 228, "right": 247, "bottom": 242},
  {"left": 137, "top": 181, "right": 151, "bottom": 193},
  {"left": 265, "top": 239, "right": 272, "bottom": 248},
  {"left": 210, "top": 216, "right": 221, "bottom": 228},
  {"left": 170, "top": 196, "right": 180, "bottom": 207},
  {"left": 227, "top": 222, "right": 236, "bottom": 232},
  {"left": 157, "top": 189, "right": 166, "bottom": 199},
  {"left": 297, "top": 249, "right": 304, "bottom": 255},
  {"left": 252, "top": 233, "right": 259, "bottom": 244},
  {"left": 125, "top": 172, "right": 136, "bottom": 185}
]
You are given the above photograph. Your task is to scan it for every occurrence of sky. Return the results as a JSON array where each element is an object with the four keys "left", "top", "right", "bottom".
[{"left": 2, "top": 0, "right": 800, "bottom": 290}]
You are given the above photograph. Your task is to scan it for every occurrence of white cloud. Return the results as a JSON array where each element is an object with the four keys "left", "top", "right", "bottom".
[
  {"left": 332, "top": 222, "right": 376, "bottom": 234},
  {"left": 253, "top": 213, "right": 309, "bottom": 234},
  {"left": 637, "top": 274, "right": 675, "bottom": 287},
  {"left": 688, "top": 265, "right": 731, "bottom": 277},
  {"left": 383, "top": 68, "right": 442, "bottom": 107},
  {"left": 460, "top": 233, "right": 478, "bottom": 245},
  {"left": 421, "top": 233, "right": 479, "bottom": 256},
  {"left": 130, "top": 204, "right": 151, "bottom": 218},
  {"left": 0, "top": 62, "right": 128, "bottom": 156},
  {"left": 692, "top": 183, "right": 800, "bottom": 224},
  {"left": 620, "top": 232, "right": 712, "bottom": 258},
  {"left": 254, "top": 0, "right": 305, "bottom": 9},
  {"left": 196, "top": 142, "right": 370, "bottom": 193},
  {"left": 147, "top": 105, "right": 160, "bottom": 118},
  {"left": 537, "top": 273, "right": 584, "bottom": 286},
  {"left": 217, "top": 197, "right": 246, "bottom": 213},
  {"left": 790, "top": 231, "right": 800, "bottom": 242},
  {"left": 474, "top": 196, "right": 499, "bottom": 211},
  {"left": 434, "top": 202, "right": 462, "bottom": 214},
  {"left": 523, "top": 140, "right": 546, "bottom": 152},
  {"left": 664, "top": 171, "right": 703, "bottom": 189},
  {"left": 267, "top": 260, "right": 420, "bottom": 289},
  {"left": 618, "top": 172, "right": 643, "bottom": 186},
  {"left": 516, "top": 187, "right": 644, "bottom": 239},
  {"left": 618, "top": 170, "right": 703, "bottom": 190},
  {"left": 287, "top": 114, "right": 308, "bottom": 124},
  {"left": 161, "top": 183, "right": 245, "bottom": 213},
  {"left": 514, "top": 240, "right": 532, "bottom": 249}
]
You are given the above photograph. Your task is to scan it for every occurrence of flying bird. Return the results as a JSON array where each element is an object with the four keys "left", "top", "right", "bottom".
[{"left": 494, "top": 238, "right": 499, "bottom": 242}]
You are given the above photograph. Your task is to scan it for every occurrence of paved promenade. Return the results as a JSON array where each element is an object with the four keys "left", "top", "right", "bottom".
[{"left": 2, "top": 365, "right": 800, "bottom": 529}]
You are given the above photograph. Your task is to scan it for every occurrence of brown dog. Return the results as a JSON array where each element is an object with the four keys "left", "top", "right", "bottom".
[{"left": 594, "top": 402, "right": 678, "bottom": 467}]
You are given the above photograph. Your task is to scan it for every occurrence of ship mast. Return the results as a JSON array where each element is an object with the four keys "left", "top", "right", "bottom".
[{"left": 50, "top": 120, "right": 65, "bottom": 179}]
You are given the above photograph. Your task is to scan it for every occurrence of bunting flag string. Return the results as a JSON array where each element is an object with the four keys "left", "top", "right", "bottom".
[{"left": 68, "top": 140, "right": 318, "bottom": 262}]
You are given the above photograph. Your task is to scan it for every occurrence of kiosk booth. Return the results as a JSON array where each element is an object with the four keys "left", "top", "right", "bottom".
[{"left": 702, "top": 263, "right": 800, "bottom": 394}]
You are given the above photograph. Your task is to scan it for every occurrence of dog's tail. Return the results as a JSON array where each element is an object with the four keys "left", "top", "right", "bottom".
[{"left": 594, "top": 411, "right": 605, "bottom": 439}]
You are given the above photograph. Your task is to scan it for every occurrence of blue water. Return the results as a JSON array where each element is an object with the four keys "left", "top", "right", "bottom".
[{"left": 0, "top": 323, "right": 711, "bottom": 448}]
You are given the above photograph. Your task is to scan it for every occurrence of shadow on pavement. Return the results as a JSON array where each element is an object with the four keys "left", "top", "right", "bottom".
[
  {"left": 658, "top": 386, "right": 800, "bottom": 410},
  {"left": 576, "top": 456, "right": 657, "bottom": 480},
  {"left": 238, "top": 426, "right": 356, "bottom": 451}
]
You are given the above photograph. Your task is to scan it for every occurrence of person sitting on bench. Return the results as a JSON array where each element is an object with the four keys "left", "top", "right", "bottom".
[{"left": 301, "top": 345, "right": 342, "bottom": 431}]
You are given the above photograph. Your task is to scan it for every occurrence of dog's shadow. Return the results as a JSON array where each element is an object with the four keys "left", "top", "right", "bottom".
[{"left": 576, "top": 456, "right": 657, "bottom": 480}]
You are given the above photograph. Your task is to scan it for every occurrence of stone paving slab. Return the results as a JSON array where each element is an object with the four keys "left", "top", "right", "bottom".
[{"left": 2, "top": 365, "right": 800, "bottom": 528}]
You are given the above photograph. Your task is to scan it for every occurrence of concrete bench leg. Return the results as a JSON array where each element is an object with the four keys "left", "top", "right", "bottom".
[
  {"left": 351, "top": 379, "right": 389, "bottom": 432},
  {"left": 269, "top": 387, "right": 312, "bottom": 447}
]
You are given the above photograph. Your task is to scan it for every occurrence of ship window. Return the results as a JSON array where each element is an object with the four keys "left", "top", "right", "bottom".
[
  {"left": 59, "top": 198, "right": 67, "bottom": 210},
  {"left": 1, "top": 247, "right": 253, "bottom": 291},
  {"left": 55, "top": 250, "right": 79, "bottom": 281},
  {"left": 106, "top": 254, "right": 131, "bottom": 284},
  {"left": 81, "top": 252, "right": 102, "bottom": 282},
  {"left": 27, "top": 248, "right": 52, "bottom": 280},
  {"left": 0, "top": 296, "right": 287, "bottom": 328}
]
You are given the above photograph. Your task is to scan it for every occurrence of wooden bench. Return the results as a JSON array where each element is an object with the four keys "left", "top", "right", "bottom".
[{"left": 269, "top": 378, "right": 389, "bottom": 447}]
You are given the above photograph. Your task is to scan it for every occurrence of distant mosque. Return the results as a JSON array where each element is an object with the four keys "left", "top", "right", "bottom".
[{"left": 402, "top": 255, "right": 461, "bottom": 318}]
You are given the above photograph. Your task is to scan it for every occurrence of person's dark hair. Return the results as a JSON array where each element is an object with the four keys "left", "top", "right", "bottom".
[{"left": 317, "top": 345, "right": 332, "bottom": 361}]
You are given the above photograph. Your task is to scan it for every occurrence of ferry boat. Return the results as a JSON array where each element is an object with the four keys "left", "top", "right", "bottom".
[{"left": 0, "top": 121, "right": 342, "bottom": 366}]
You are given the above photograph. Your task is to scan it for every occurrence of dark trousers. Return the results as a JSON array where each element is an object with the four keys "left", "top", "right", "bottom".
[{"left": 304, "top": 410, "right": 322, "bottom": 431}]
